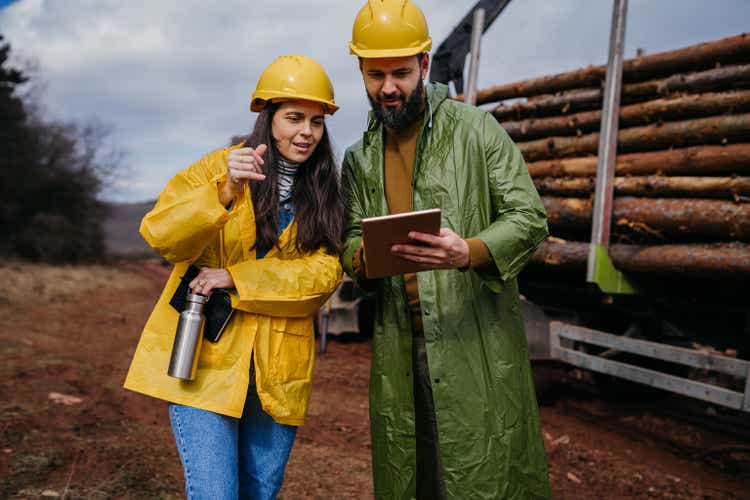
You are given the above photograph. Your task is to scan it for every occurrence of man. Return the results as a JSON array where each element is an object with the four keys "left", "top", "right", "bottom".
[{"left": 341, "top": 1, "right": 551, "bottom": 499}]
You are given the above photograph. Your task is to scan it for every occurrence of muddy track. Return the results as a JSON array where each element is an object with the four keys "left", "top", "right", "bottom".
[{"left": 0, "top": 262, "right": 747, "bottom": 499}]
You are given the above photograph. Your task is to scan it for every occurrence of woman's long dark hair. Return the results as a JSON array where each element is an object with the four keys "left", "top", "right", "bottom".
[{"left": 245, "top": 102, "right": 344, "bottom": 255}]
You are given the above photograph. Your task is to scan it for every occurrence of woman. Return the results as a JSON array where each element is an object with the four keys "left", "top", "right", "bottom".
[{"left": 124, "top": 54, "right": 344, "bottom": 499}]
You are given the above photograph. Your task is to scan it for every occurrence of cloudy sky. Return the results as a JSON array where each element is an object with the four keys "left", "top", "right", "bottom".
[{"left": 1, "top": 0, "right": 748, "bottom": 202}]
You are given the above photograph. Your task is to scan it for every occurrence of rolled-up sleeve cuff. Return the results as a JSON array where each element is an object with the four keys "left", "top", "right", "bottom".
[
  {"left": 465, "top": 238, "right": 493, "bottom": 270},
  {"left": 352, "top": 244, "right": 366, "bottom": 276}
]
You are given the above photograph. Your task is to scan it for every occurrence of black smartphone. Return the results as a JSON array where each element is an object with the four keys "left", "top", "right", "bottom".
[{"left": 203, "top": 289, "right": 234, "bottom": 343}]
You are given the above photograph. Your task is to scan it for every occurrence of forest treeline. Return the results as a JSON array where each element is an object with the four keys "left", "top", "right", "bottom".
[{"left": 1, "top": 34, "right": 122, "bottom": 263}]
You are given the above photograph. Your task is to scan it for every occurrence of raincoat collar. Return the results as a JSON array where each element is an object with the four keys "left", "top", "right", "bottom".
[{"left": 363, "top": 82, "right": 450, "bottom": 147}]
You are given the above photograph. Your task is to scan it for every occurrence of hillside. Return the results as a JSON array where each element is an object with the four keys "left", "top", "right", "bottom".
[{"left": 103, "top": 201, "right": 156, "bottom": 259}]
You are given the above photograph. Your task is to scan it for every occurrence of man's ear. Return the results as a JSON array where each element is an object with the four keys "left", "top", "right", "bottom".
[
  {"left": 358, "top": 57, "right": 364, "bottom": 73},
  {"left": 420, "top": 53, "right": 430, "bottom": 80}
]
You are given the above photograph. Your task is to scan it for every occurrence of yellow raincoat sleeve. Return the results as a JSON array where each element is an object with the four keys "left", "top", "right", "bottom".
[
  {"left": 140, "top": 150, "right": 231, "bottom": 263},
  {"left": 227, "top": 248, "right": 342, "bottom": 318}
]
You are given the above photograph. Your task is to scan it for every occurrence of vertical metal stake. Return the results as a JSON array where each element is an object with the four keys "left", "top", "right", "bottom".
[
  {"left": 587, "top": 0, "right": 628, "bottom": 283},
  {"left": 319, "top": 312, "right": 328, "bottom": 354},
  {"left": 465, "top": 7, "right": 485, "bottom": 107}
]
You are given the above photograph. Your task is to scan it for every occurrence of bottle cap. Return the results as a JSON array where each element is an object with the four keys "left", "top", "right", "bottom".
[{"left": 186, "top": 293, "right": 209, "bottom": 304}]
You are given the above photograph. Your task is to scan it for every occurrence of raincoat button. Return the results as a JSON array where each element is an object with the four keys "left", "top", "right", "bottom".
[
  {"left": 424, "top": 308, "right": 430, "bottom": 316},
  {"left": 434, "top": 377, "right": 440, "bottom": 384}
]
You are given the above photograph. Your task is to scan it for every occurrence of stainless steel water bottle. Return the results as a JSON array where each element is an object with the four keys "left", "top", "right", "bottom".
[{"left": 168, "top": 293, "right": 208, "bottom": 380}]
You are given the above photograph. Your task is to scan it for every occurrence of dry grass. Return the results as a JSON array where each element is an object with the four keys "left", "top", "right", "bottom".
[{"left": 0, "top": 261, "right": 152, "bottom": 306}]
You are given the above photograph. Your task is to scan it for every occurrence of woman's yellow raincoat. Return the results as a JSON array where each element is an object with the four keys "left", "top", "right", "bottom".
[{"left": 124, "top": 146, "right": 342, "bottom": 425}]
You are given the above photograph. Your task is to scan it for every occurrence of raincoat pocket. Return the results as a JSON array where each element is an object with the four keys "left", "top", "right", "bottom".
[{"left": 270, "top": 317, "right": 314, "bottom": 382}]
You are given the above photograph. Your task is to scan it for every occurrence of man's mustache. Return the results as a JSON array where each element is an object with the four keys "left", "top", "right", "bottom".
[{"left": 378, "top": 93, "right": 404, "bottom": 104}]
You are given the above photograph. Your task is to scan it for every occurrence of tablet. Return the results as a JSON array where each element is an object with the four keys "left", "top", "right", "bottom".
[{"left": 361, "top": 208, "right": 442, "bottom": 279}]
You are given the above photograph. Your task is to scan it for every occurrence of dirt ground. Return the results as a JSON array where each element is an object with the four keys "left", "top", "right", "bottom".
[{"left": 0, "top": 261, "right": 748, "bottom": 499}]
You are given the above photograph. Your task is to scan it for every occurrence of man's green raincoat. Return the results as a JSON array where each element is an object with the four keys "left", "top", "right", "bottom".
[{"left": 342, "top": 83, "right": 551, "bottom": 499}]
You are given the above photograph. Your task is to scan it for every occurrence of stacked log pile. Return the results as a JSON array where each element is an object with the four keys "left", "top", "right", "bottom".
[{"left": 480, "top": 33, "right": 750, "bottom": 278}]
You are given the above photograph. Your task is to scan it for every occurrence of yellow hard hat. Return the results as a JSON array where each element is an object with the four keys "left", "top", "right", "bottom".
[
  {"left": 250, "top": 54, "right": 338, "bottom": 114},
  {"left": 349, "top": 0, "right": 432, "bottom": 58}
]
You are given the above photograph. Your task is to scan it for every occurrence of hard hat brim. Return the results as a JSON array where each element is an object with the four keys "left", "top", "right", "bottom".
[
  {"left": 251, "top": 93, "right": 339, "bottom": 115},
  {"left": 349, "top": 39, "right": 432, "bottom": 59}
]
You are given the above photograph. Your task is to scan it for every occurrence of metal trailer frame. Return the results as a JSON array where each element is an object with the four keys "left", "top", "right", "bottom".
[
  {"left": 434, "top": 0, "right": 750, "bottom": 412},
  {"left": 551, "top": 322, "right": 750, "bottom": 412}
]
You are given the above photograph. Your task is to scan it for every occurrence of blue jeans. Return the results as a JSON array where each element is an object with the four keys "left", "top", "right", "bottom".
[{"left": 169, "top": 385, "right": 297, "bottom": 500}]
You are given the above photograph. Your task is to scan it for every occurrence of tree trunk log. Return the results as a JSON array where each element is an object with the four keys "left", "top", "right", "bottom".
[
  {"left": 491, "top": 64, "right": 750, "bottom": 121},
  {"left": 518, "top": 113, "right": 750, "bottom": 161},
  {"left": 534, "top": 176, "right": 750, "bottom": 199},
  {"left": 503, "top": 90, "right": 750, "bottom": 141},
  {"left": 526, "top": 144, "right": 750, "bottom": 178},
  {"left": 531, "top": 239, "right": 750, "bottom": 275},
  {"left": 542, "top": 196, "right": 750, "bottom": 240},
  {"left": 472, "top": 33, "right": 750, "bottom": 104},
  {"left": 492, "top": 88, "right": 602, "bottom": 121},
  {"left": 530, "top": 238, "right": 590, "bottom": 268}
]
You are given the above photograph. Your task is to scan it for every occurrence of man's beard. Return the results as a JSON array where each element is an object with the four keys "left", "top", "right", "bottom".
[{"left": 367, "top": 79, "right": 425, "bottom": 132}]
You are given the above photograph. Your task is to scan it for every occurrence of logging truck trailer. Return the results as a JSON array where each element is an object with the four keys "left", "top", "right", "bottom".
[
  {"left": 320, "top": 1, "right": 750, "bottom": 414},
  {"left": 428, "top": 0, "right": 750, "bottom": 412}
]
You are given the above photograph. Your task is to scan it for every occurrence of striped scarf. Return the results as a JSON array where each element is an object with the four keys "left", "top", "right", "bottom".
[{"left": 277, "top": 158, "right": 299, "bottom": 204}]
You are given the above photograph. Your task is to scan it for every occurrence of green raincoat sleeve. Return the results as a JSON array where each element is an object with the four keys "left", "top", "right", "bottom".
[
  {"left": 340, "top": 150, "right": 377, "bottom": 291},
  {"left": 472, "top": 112, "right": 549, "bottom": 291}
]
